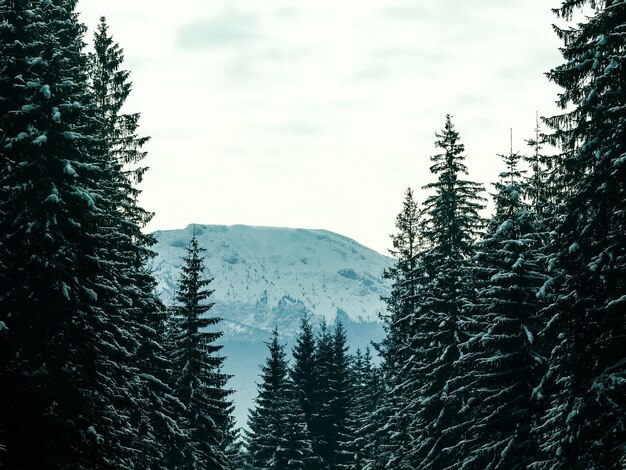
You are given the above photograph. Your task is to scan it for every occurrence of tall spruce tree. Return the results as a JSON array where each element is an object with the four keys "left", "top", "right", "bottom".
[
  {"left": 88, "top": 17, "right": 185, "bottom": 468},
  {"left": 399, "top": 115, "right": 485, "bottom": 468},
  {"left": 372, "top": 187, "right": 423, "bottom": 470},
  {"left": 290, "top": 313, "right": 318, "bottom": 439},
  {"left": 170, "top": 232, "right": 232, "bottom": 470},
  {"left": 452, "top": 139, "right": 547, "bottom": 469},
  {"left": 531, "top": 2, "right": 626, "bottom": 468},
  {"left": 0, "top": 2, "right": 148, "bottom": 467}
]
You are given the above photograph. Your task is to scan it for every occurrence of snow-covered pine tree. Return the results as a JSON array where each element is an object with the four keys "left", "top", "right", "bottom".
[
  {"left": 0, "top": 2, "right": 145, "bottom": 467},
  {"left": 371, "top": 187, "right": 423, "bottom": 470},
  {"left": 281, "top": 375, "right": 321, "bottom": 470},
  {"left": 310, "top": 321, "right": 355, "bottom": 470},
  {"left": 221, "top": 402, "right": 248, "bottom": 470},
  {"left": 330, "top": 322, "right": 355, "bottom": 470},
  {"left": 88, "top": 17, "right": 185, "bottom": 468},
  {"left": 246, "top": 329, "right": 317, "bottom": 470},
  {"left": 290, "top": 313, "right": 318, "bottom": 441},
  {"left": 525, "top": 114, "right": 558, "bottom": 222},
  {"left": 341, "top": 348, "right": 384, "bottom": 470},
  {"left": 531, "top": 2, "right": 626, "bottom": 468},
  {"left": 401, "top": 115, "right": 485, "bottom": 469},
  {"left": 337, "top": 348, "right": 366, "bottom": 470},
  {"left": 379, "top": 187, "right": 422, "bottom": 377},
  {"left": 451, "top": 138, "right": 547, "bottom": 469},
  {"left": 308, "top": 320, "right": 332, "bottom": 463},
  {"left": 170, "top": 233, "right": 232, "bottom": 470}
]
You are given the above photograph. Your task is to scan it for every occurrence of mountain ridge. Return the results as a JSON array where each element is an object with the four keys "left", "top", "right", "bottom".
[
  {"left": 149, "top": 223, "right": 392, "bottom": 427},
  {"left": 150, "top": 223, "right": 392, "bottom": 340}
]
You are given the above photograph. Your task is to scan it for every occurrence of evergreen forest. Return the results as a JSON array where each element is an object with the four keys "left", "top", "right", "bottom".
[{"left": 0, "top": 1, "right": 624, "bottom": 469}]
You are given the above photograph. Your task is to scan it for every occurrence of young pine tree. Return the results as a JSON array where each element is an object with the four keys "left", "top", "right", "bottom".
[
  {"left": 341, "top": 348, "right": 384, "bottom": 470},
  {"left": 380, "top": 187, "right": 422, "bottom": 376},
  {"left": 532, "top": 2, "right": 626, "bottom": 468},
  {"left": 170, "top": 232, "right": 232, "bottom": 470},
  {"left": 246, "top": 329, "right": 317, "bottom": 470},
  {"left": 373, "top": 187, "right": 423, "bottom": 470},
  {"left": 290, "top": 313, "right": 318, "bottom": 440}
]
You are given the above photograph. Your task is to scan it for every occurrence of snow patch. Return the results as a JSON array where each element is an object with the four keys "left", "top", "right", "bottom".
[
  {"left": 51, "top": 107, "right": 61, "bottom": 123},
  {"left": 613, "top": 154, "right": 626, "bottom": 167},
  {"left": 63, "top": 131, "right": 81, "bottom": 140},
  {"left": 40, "top": 84, "right": 51, "bottom": 98},
  {"left": 607, "top": 295, "right": 626, "bottom": 309},
  {"left": 495, "top": 219, "right": 513, "bottom": 236},
  {"left": 63, "top": 160, "right": 76, "bottom": 177},
  {"left": 522, "top": 324, "right": 534, "bottom": 344},
  {"left": 46, "top": 193, "right": 60, "bottom": 203},
  {"left": 61, "top": 283, "right": 71, "bottom": 300},
  {"left": 33, "top": 134, "right": 47, "bottom": 145},
  {"left": 83, "top": 287, "right": 98, "bottom": 301}
]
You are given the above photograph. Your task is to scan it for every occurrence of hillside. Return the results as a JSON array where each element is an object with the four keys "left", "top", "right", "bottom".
[
  {"left": 150, "top": 224, "right": 392, "bottom": 427},
  {"left": 150, "top": 224, "right": 392, "bottom": 340}
]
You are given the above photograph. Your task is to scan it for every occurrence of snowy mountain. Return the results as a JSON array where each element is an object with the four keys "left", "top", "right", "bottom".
[
  {"left": 150, "top": 224, "right": 392, "bottom": 427},
  {"left": 150, "top": 224, "right": 392, "bottom": 340}
]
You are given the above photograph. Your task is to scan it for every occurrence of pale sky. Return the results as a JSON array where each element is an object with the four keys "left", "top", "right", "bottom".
[{"left": 78, "top": 0, "right": 564, "bottom": 254}]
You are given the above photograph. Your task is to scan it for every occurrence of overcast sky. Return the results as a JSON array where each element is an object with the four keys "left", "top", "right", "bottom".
[{"left": 78, "top": 0, "right": 564, "bottom": 254}]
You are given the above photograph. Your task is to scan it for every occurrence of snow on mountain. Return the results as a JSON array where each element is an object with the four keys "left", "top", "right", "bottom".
[
  {"left": 150, "top": 224, "right": 392, "bottom": 427},
  {"left": 150, "top": 224, "right": 392, "bottom": 339}
]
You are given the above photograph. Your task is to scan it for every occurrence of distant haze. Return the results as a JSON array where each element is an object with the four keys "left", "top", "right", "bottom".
[{"left": 78, "top": 0, "right": 563, "bottom": 253}]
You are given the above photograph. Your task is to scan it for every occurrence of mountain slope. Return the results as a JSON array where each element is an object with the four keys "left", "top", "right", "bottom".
[
  {"left": 150, "top": 224, "right": 392, "bottom": 427},
  {"left": 150, "top": 224, "right": 391, "bottom": 339}
]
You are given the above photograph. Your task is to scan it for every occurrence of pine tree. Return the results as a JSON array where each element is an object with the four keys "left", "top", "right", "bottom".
[
  {"left": 452, "top": 138, "right": 547, "bottom": 469},
  {"left": 380, "top": 187, "right": 422, "bottom": 376},
  {"left": 341, "top": 348, "right": 384, "bottom": 470},
  {"left": 0, "top": 2, "right": 145, "bottom": 467},
  {"left": 290, "top": 313, "right": 318, "bottom": 438},
  {"left": 88, "top": 17, "right": 185, "bottom": 468},
  {"left": 170, "top": 232, "right": 232, "bottom": 469},
  {"left": 400, "top": 115, "right": 485, "bottom": 468},
  {"left": 246, "top": 329, "right": 317, "bottom": 470},
  {"left": 372, "top": 187, "right": 423, "bottom": 470},
  {"left": 307, "top": 320, "right": 354, "bottom": 470},
  {"left": 531, "top": 2, "right": 626, "bottom": 468}
]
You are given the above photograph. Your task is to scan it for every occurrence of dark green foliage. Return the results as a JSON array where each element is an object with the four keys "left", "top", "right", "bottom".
[
  {"left": 371, "top": 187, "right": 423, "bottom": 470},
  {"left": 531, "top": 2, "right": 626, "bottom": 468},
  {"left": 88, "top": 17, "right": 185, "bottom": 469},
  {"left": 451, "top": 142, "right": 547, "bottom": 469},
  {"left": 0, "top": 2, "right": 146, "bottom": 467},
  {"left": 170, "top": 233, "right": 233, "bottom": 469},
  {"left": 246, "top": 329, "right": 317, "bottom": 470},
  {"left": 290, "top": 313, "right": 318, "bottom": 436},
  {"left": 400, "top": 116, "right": 485, "bottom": 469},
  {"left": 341, "top": 348, "right": 384, "bottom": 470}
]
